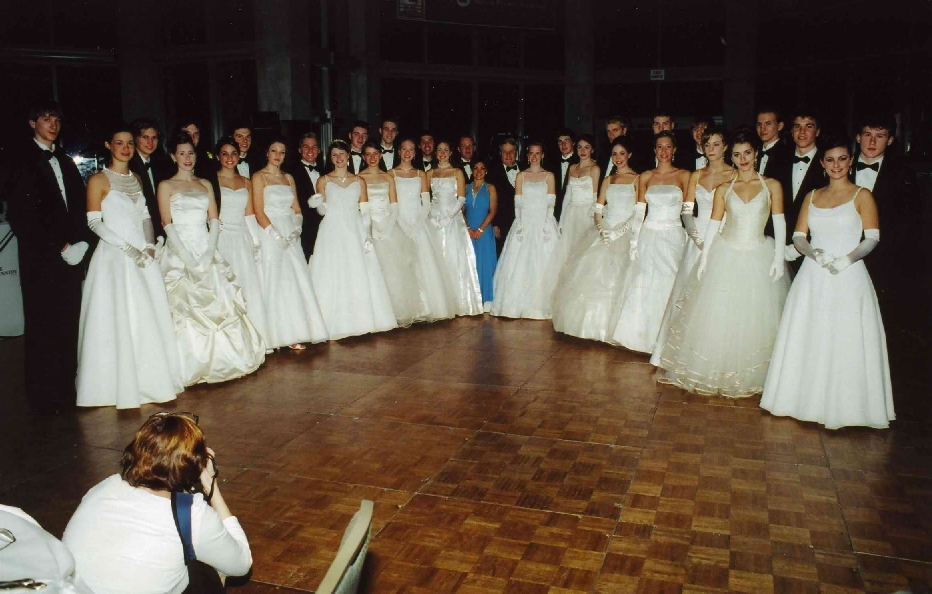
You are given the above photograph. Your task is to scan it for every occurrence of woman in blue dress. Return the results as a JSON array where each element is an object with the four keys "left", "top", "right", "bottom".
[{"left": 464, "top": 158, "right": 498, "bottom": 311}]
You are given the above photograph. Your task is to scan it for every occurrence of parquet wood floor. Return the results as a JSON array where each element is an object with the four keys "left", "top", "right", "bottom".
[{"left": 1, "top": 313, "right": 930, "bottom": 593}]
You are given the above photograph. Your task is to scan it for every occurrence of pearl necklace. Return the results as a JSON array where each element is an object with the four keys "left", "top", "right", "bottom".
[{"left": 103, "top": 167, "right": 142, "bottom": 196}]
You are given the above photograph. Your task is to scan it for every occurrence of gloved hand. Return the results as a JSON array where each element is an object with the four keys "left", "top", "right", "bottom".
[
  {"left": 826, "top": 228, "right": 879, "bottom": 275},
  {"left": 244, "top": 215, "right": 262, "bottom": 261},
  {"left": 264, "top": 224, "right": 290, "bottom": 251},
  {"left": 61, "top": 241, "right": 89, "bottom": 265},
  {"left": 288, "top": 213, "right": 303, "bottom": 246},
  {"left": 697, "top": 218, "right": 724, "bottom": 279},
  {"left": 164, "top": 223, "right": 200, "bottom": 273},
  {"left": 594, "top": 203, "right": 605, "bottom": 232},
  {"left": 308, "top": 193, "right": 327, "bottom": 216},
  {"left": 681, "top": 201, "right": 703, "bottom": 249},
  {"left": 199, "top": 219, "right": 220, "bottom": 270},
  {"left": 784, "top": 244, "right": 802, "bottom": 262},
  {"left": 627, "top": 202, "right": 646, "bottom": 261},
  {"left": 769, "top": 214, "right": 787, "bottom": 281}
]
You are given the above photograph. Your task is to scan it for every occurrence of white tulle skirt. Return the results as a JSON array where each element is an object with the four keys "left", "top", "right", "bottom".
[
  {"left": 373, "top": 225, "right": 428, "bottom": 327},
  {"left": 491, "top": 217, "right": 560, "bottom": 319},
  {"left": 218, "top": 223, "right": 268, "bottom": 341},
  {"left": 656, "top": 237, "right": 789, "bottom": 396}
]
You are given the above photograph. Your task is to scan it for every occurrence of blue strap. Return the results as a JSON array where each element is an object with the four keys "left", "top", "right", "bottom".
[{"left": 171, "top": 492, "right": 197, "bottom": 564}]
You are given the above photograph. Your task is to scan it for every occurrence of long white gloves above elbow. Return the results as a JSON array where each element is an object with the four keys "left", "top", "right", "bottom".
[
  {"left": 827, "top": 228, "right": 879, "bottom": 274},
  {"left": 88, "top": 211, "right": 151, "bottom": 268},
  {"left": 769, "top": 214, "right": 787, "bottom": 281}
]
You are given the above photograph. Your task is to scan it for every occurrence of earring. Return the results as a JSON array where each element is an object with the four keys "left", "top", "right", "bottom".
[{"left": 823, "top": 169, "right": 827, "bottom": 178}]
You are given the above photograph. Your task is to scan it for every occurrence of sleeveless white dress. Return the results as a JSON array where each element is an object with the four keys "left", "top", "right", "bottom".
[
  {"left": 762, "top": 190, "right": 893, "bottom": 428},
  {"left": 551, "top": 181, "right": 637, "bottom": 341},
  {"left": 650, "top": 183, "right": 715, "bottom": 366},
  {"left": 491, "top": 180, "right": 559, "bottom": 319},
  {"left": 394, "top": 174, "right": 457, "bottom": 321},
  {"left": 158, "top": 190, "right": 265, "bottom": 385},
  {"left": 218, "top": 186, "right": 268, "bottom": 341},
  {"left": 77, "top": 188, "right": 183, "bottom": 408},
  {"left": 607, "top": 185, "right": 688, "bottom": 353},
  {"left": 368, "top": 181, "right": 427, "bottom": 326},
  {"left": 309, "top": 180, "right": 398, "bottom": 339},
  {"left": 258, "top": 184, "right": 329, "bottom": 347},
  {"left": 656, "top": 175, "right": 790, "bottom": 396},
  {"left": 428, "top": 176, "right": 483, "bottom": 316}
]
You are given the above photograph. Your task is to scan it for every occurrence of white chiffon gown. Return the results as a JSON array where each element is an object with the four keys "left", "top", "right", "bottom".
[
  {"left": 607, "top": 185, "right": 688, "bottom": 353},
  {"left": 158, "top": 190, "right": 265, "bottom": 385},
  {"left": 218, "top": 187, "right": 268, "bottom": 341},
  {"left": 77, "top": 187, "right": 183, "bottom": 408},
  {"left": 491, "top": 181, "right": 559, "bottom": 319},
  {"left": 258, "top": 184, "right": 329, "bottom": 347},
  {"left": 309, "top": 180, "right": 398, "bottom": 339},
  {"left": 655, "top": 175, "right": 790, "bottom": 396},
  {"left": 428, "top": 177, "right": 483, "bottom": 316},
  {"left": 393, "top": 174, "right": 457, "bottom": 321},
  {"left": 761, "top": 190, "right": 893, "bottom": 428},
  {"left": 650, "top": 183, "right": 715, "bottom": 366},
  {"left": 551, "top": 181, "right": 637, "bottom": 341},
  {"left": 368, "top": 181, "right": 427, "bottom": 326}
]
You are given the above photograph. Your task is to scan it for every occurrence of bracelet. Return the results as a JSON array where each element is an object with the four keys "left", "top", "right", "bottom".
[{"left": 477, "top": 227, "right": 484, "bottom": 235}]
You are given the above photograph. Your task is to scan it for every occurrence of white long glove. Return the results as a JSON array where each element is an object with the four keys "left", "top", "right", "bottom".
[
  {"left": 826, "top": 228, "right": 879, "bottom": 274},
  {"left": 696, "top": 218, "right": 724, "bottom": 279},
  {"left": 142, "top": 218, "right": 157, "bottom": 259},
  {"left": 627, "top": 202, "right": 647, "bottom": 260},
  {"left": 446, "top": 196, "right": 466, "bottom": 223},
  {"left": 418, "top": 191, "right": 432, "bottom": 224},
  {"left": 88, "top": 211, "right": 151, "bottom": 268},
  {"left": 513, "top": 194, "right": 524, "bottom": 240},
  {"left": 594, "top": 203, "right": 605, "bottom": 232},
  {"left": 199, "top": 219, "right": 220, "bottom": 269},
  {"left": 543, "top": 194, "right": 556, "bottom": 241},
  {"left": 681, "top": 201, "right": 703, "bottom": 249},
  {"left": 288, "top": 213, "right": 303, "bottom": 246},
  {"left": 61, "top": 242, "right": 88, "bottom": 265},
  {"left": 359, "top": 202, "right": 374, "bottom": 251},
  {"left": 164, "top": 223, "right": 199, "bottom": 271},
  {"left": 770, "top": 214, "right": 787, "bottom": 281},
  {"left": 308, "top": 193, "right": 326, "bottom": 216},
  {"left": 374, "top": 203, "right": 400, "bottom": 240},
  {"left": 792, "top": 231, "right": 833, "bottom": 266},
  {"left": 245, "top": 214, "right": 262, "bottom": 261},
  {"left": 264, "top": 224, "right": 290, "bottom": 251}
]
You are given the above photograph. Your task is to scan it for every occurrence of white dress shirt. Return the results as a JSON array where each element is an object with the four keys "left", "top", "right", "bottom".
[
  {"left": 381, "top": 145, "right": 395, "bottom": 169},
  {"left": 759, "top": 138, "right": 779, "bottom": 174},
  {"left": 421, "top": 158, "right": 433, "bottom": 172},
  {"left": 791, "top": 146, "right": 817, "bottom": 201},
  {"left": 62, "top": 475, "right": 252, "bottom": 594},
  {"left": 236, "top": 153, "right": 250, "bottom": 178},
  {"left": 694, "top": 146, "right": 707, "bottom": 170},
  {"left": 301, "top": 159, "right": 320, "bottom": 188},
  {"left": 350, "top": 152, "right": 363, "bottom": 172},
  {"left": 461, "top": 161, "right": 472, "bottom": 179},
  {"left": 504, "top": 164, "right": 518, "bottom": 187},
  {"left": 855, "top": 154, "right": 883, "bottom": 191},
  {"left": 560, "top": 154, "right": 573, "bottom": 184},
  {"left": 139, "top": 155, "right": 156, "bottom": 189},
  {"left": 35, "top": 139, "right": 67, "bottom": 207}
]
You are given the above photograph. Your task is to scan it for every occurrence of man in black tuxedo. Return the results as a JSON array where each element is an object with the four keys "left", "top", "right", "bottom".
[
  {"left": 756, "top": 106, "right": 790, "bottom": 179},
  {"left": 231, "top": 122, "right": 261, "bottom": 178},
  {"left": 415, "top": 131, "right": 437, "bottom": 172},
  {"left": 291, "top": 133, "right": 324, "bottom": 260},
  {"left": 129, "top": 117, "right": 168, "bottom": 238},
  {"left": 777, "top": 109, "right": 827, "bottom": 269},
  {"left": 377, "top": 119, "right": 399, "bottom": 172},
  {"left": 347, "top": 120, "right": 369, "bottom": 174},
  {"left": 680, "top": 115, "right": 714, "bottom": 172},
  {"left": 487, "top": 138, "right": 519, "bottom": 255},
  {"left": 453, "top": 135, "right": 476, "bottom": 184},
  {"left": 551, "top": 128, "right": 578, "bottom": 222},
  {"left": 7, "top": 102, "right": 89, "bottom": 413},
  {"left": 599, "top": 116, "right": 627, "bottom": 183}
]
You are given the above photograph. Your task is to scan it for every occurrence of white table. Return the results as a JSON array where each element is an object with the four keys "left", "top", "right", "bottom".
[{"left": 0, "top": 222, "right": 24, "bottom": 336}]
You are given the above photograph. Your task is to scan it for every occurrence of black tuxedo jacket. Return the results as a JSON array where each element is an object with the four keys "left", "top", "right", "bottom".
[
  {"left": 676, "top": 146, "right": 706, "bottom": 173},
  {"left": 487, "top": 162, "right": 518, "bottom": 253},
  {"left": 129, "top": 151, "right": 170, "bottom": 237},
  {"left": 451, "top": 155, "right": 474, "bottom": 184},
  {"left": 290, "top": 159, "right": 324, "bottom": 259},
  {"left": 548, "top": 153, "right": 578, "bottom": 221},
  {"left": 776, "top": 149, "right": 826, "bottom": 240},
  {"left": 414, "top": 153, "right": 437, "bottom": 172},
  {"left": 760, "top": 138, "right": 791, "bottom": 180},
  {"left": 378, "top": 144, "right": 398, "bottom": 173},
  {"left": 236, "top": 151, "right": 264, "bottom": 179}
]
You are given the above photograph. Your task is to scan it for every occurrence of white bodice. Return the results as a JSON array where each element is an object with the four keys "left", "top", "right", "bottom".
[
  {"left": 219, "top": 187, "right": 248, "bottom": 228},
  {"left": 695, "top": 184, "right": 714, "bottom": 224},
  {"left": 519, "top": 181, "right": 551, "bottom": 225},
  {"left": 169, "top": 191, "right": 209, "bottom": 255},
  {"left": 720, "top": 176, "right": 771, "bottom": 250},
  {"left": 324, "top": 180, "right": 362, "bottom": 215},
  {"left": 567, "top": 176, "right": 595, "bottom": 205},
  {"left": 644, "top": 185, "right": 684, "bottom": 230},
  {"left": 262, "top": 184, "right": 295, "bottom": 217},
  {"left": 604, "top": 182, "right": 637, "bottom": 227},
  {"left": 808, "top": 191, "right": 864, "bottom": 256},
  {"left": 394, "top": 176, "right": 421, "bottom": 225},
  {"left": 100, "top": 190, "right": 149, "bottom": 250},
  {"left": 430, "top": 177, "right": 458, "bottom": 214},
  {"left": 367, "top": 182, "right": 391, "bottom": 222}
]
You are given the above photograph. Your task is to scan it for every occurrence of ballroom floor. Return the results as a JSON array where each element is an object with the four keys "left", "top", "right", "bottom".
[{"left": 1, "top": 310, "right": 931, "bottom": 593}]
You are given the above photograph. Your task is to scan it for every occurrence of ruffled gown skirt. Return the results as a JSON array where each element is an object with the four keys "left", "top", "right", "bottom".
[{"left": 218, "top": 222, "right": 268, "bottom": 341}]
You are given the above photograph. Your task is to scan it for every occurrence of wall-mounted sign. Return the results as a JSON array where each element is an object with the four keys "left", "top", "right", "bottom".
[
  {"left": 397, "top": 0, "right": 425, "bottom": 20},
  {"left": 650, "top": 69, "right": 665, "bottom": 81},
  {"left": 398, "top": 0, "right": 555, "bottom": 30}
]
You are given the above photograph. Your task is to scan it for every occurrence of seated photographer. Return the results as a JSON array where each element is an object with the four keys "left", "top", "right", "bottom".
[{"left": 62, "top": 412, "right": 252, "bottom": 593}]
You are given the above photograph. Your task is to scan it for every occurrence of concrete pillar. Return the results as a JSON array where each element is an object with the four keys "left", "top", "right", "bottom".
[
  {"left": 564, "top": 1, "right": 594, "bottom": 134},
  {"left": 255, "top": 0, "right": 311, "bottom": 122},
  {"left": 116, "top": 4, "right": 164, "bottom": 125},
  {"left": 347, "top": 0, "right": 381, "bottom": 125},
  {"left": 723, "top": 0, "right": 758, "bottom": 127}
]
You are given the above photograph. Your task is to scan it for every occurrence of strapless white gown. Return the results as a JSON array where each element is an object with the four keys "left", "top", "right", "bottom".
[
  {"left": 158, "top": 190, "right": 265, "bottom": 385},
  {"left": 258, "top": 184, "right": 329, "bottom": 347},
  {"left": 650, "top": 183, "right": 715, "bottom": 365},
  {"left": 607, "top": 185, "right": 688, "bottom": 353},
  {"left": 218, "top": 186, "right": 268, "bottom": 341},
  {"left": 762, "top": 190, "right": 893, "bottom": 428},
  {"left": 77, "top": 189, "right": 183, "bottom": 408},
  {"left": 491, "top": 180, "right": 559, "bottom": 319},
  {"left": 428, "top": 176, "right": 483, "bottom": 316},
  {"left": 551, "top": 181, "right": 637, "bottom": 341},
  {"left": 309, "top": 180, "right": 398, "bottom": 339},
  {"left": 656, "top": 176, "right": 790, "bottom": 396},
  {"left": 369, "top": 181, "right": 427, "bottom": 326}
]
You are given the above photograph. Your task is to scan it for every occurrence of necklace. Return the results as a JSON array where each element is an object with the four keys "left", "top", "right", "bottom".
[
  {"left": 103, "top": 167, "right": 142, "bottom": 197},
  {"left": 332, "top": 173, "right": 348, "bottom": 183}
]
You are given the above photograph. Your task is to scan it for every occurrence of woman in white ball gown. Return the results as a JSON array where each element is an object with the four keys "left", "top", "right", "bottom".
[
  {"left": 427, "top": 140, "right": 483, "bottom": 316},
  {"left": 157, "top": 132, "right": 265, "bottom": 385},
  {"left": 309, "top": 139, "right": 398, "bottom": 339},
  {"left": 655, "top": 126, "right": 790, "bottom": 396},
  {"left": 761, "top": 137, "right": 893, "bottom": 428},
  {"left": 606, "top": 131, "right": 689, "bottom": 353},
  {"left": 77, "top": 125, "right": 183, "bottom": 408},
  {"left": 215, "top": 137, "right": 268, "bottom": 343},
  {"left": 551, "top": 136, "right": 640, "bottom": 341},
  {"left": 253, "top": 137, "right": 329, "bottom": 350},
  {"left": 491, "top": 140, "right": 559, "bottom": 319},
  {"left": 390, "top": 138, "right": 458, "bottom": 321},
  {"left": 358, "top": 141, "right": 425, "bottom": 327},
  {"left": 650, "top": 126, "right": 735, "bottom": 366}
]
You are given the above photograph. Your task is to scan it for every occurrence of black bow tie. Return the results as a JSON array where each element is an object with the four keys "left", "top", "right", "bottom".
[
  {"left": 505, "top": 165, "right": 518, "bottom": 172},
  {"left": 141, "top": 160, "right": 152, "bottom": 171},
  {"left": 793, "top": 155, "right": 811, "bottom": 164},
  {"left": 461, "top": 161, "right": 470, "bottom": 166},
  {"left": 856, "top": 161, "right": 879, "bottom": 172},
  {"left": 381, "top": 148, "right": 393, "bottom": 154},
  {"left": 694, "top": 151, "right": 705, "bottom": 159},
  {"left": 43, "top": 150, "right": 55, "bottom": 161},
  {"left": 304, "top": 163, "right": 318, "bottom": 172},
  {"left": 561, "top": 157, "right": 572, "bottom": 163},
  {"left": 351, "top": 151, "right": 361, "bottom": 156}
]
